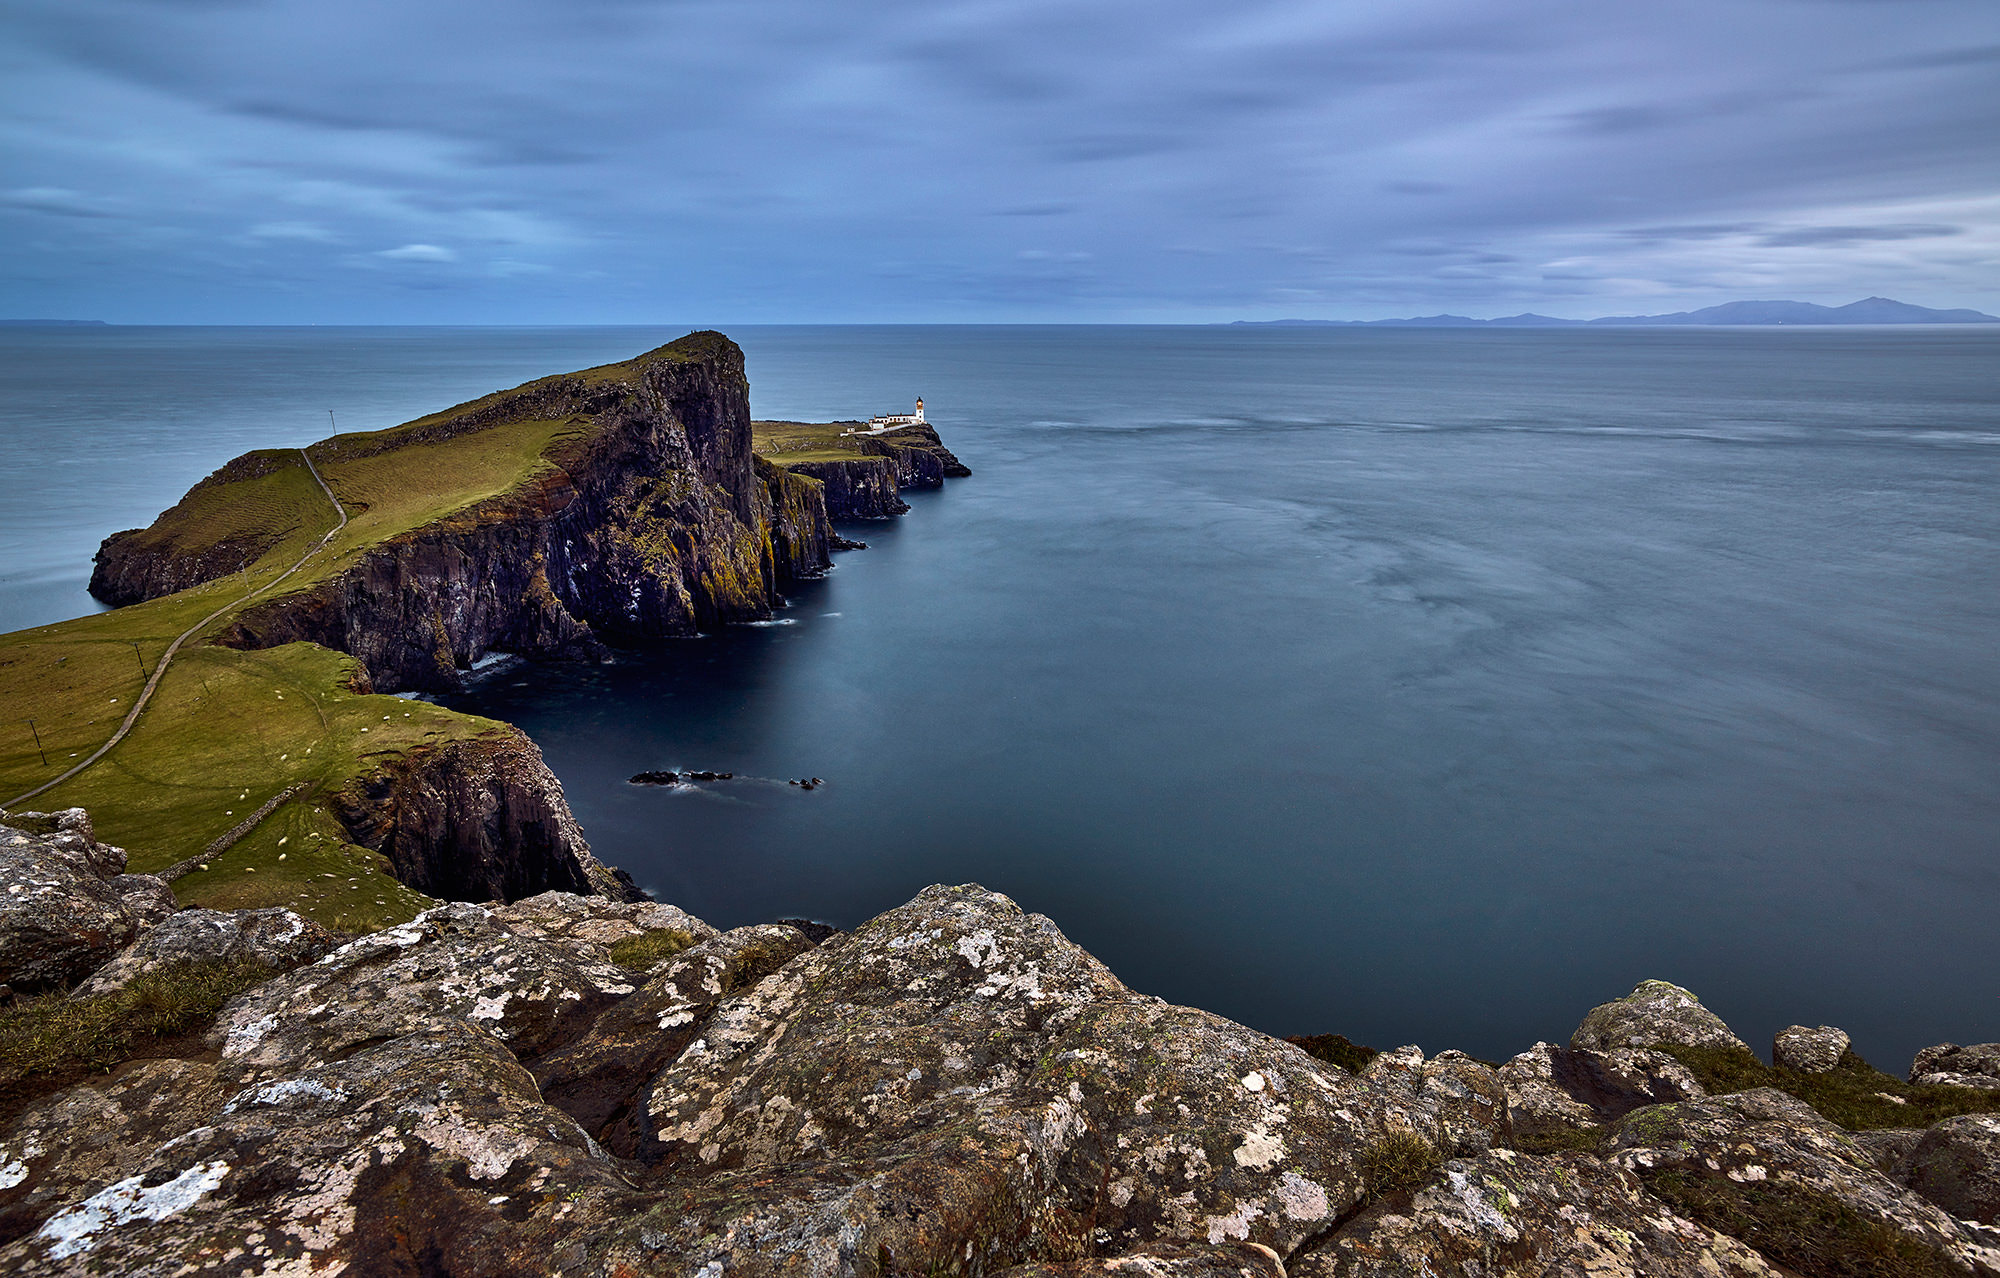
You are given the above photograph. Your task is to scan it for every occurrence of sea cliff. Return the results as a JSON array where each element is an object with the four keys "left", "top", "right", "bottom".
[{"left": 3, "top": 333, "right": 964, "bottom": 936}]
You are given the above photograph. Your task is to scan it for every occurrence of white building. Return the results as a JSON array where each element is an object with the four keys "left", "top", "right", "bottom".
[{"left": 864, "top": 398, "right": 925, "bottom": 431}]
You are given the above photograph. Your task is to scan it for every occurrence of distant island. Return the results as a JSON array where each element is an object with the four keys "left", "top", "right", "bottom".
[{"left": 1235, "top": 296, "right": 2000, "bottom": 328}]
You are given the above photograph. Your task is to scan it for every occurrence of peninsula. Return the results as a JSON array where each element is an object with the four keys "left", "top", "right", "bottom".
[{"left": 0, "top": 332, "right": 966, "bottom": 933}]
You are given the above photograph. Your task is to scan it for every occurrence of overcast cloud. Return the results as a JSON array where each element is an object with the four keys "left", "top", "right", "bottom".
[{"left": 2, "top": 0, "right": 1996, "bottom": 321}]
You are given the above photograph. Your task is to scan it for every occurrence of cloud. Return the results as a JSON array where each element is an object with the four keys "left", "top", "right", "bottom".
[
  {"left": 248, "top": 221, "right": 338, "bottom": 242},
  {"left": 1, "top": 187, "right": 120, "bottom": 218},
  {"left": 1756, "top": 223, "right": 1963, "bottom": 247},
  {"left": 377, "top": 243, "right": 457, "bottom": 262}
]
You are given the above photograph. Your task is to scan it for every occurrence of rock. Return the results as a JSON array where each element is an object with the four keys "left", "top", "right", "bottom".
[
  {"left": 1560, "top": 1047, "right": 1708, "bottom": 1120},
  {"left": 1497, "top": 1041, "right": 1601, "bottom": 1139},
  {"left": 1851, "top": 1127, "right": 1925, "bottom": 1178},
  {"left": 0, "top": 1021, "right": 628, "bottom": 1276},
  {"left": 106, "top": 875, "right": 177, "bottom": 928},
  {"left": 1290, "top": 1149, "right": 1781, "bottom": 1277},
  {"left": 621, "top": 884, "right": 1506, "bottom": 1266},
  {"left": 0, "top": 812, "right": 151, "bottom": 992},
  {"left": 0, "top": 1060, "right": 226, "bottom": 1249},
  {"left": 1904, "top": 1115, "right": 2000, "bottom": 1225},
  {"left": 1609, "top": 1087, "right": 2000, "bottom": 1274},
  {"left": 996, "top": 1243, "right": 1287, "bottom": 1278},
  {"left": 1572, "top": 979, "right": 1749, "bottom": 1055},
  {"left": 1355, "top": 1046, "right": 1509, "bottom": 1156},
  {"left": 205, "top": 900, "right": 645, "bottom": 1076},
  {"left": 532, "top": 924, "right": 814, "bottom": 1148},
  {"left": 1920, "top": 1072, "right": 2000, "bottom": 1092},
  {"left": 486, "top": 889, "right": 717, "bottom": 960},
  {"left": 1773, "top": 1024, "right": 1851, "bottom": 1073},
  {"left": 629, "top": 769, "right": 678, "bottom": 785},
  {"left": 1915, "top": 1043, "right": 2000, "bottom": 1085},
  {"left": 73, "top": 907, "right": 339, "bottom": 998}
]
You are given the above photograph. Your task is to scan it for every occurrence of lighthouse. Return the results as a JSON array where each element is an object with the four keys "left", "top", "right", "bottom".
[{"left": 914, "top": 397, "right": 925, "bottom": 423}]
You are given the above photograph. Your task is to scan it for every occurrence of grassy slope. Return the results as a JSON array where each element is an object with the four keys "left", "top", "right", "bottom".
[
  {"left": 751, "top": 419, "right": 875, "bottom": 464},
  {"left": 0, "top": 364, "right": 651, "bottom": 931}
]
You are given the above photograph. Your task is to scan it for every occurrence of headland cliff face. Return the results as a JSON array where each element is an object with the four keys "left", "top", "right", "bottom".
[
  {"left": 754, "top": 419, "right": 972, "bottom": 519},
  {"left": 94, "top": 333, "right": 833, "bottom": 696},
  {"left": 2, "top": 826, "right": 1997, "bottom": 1278}
]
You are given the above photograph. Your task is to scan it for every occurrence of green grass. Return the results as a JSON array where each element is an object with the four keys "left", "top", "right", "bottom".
[
  {"left": 607, "top": 927, "right": 697, "bottom": 970},
  {"left": 1660, "top": 1044, "right": 2000, "bottom": 1131},
  {"left": 0, "top": 957, "right": 273, "bottom": 1104},
  {"left": 751, "top": 419, "right": 874, "bottom": 460},
  {"left": 1285, "top": 1033, "right": 1380, "bottom": 1074},
  {"left": 0, "top": 340, "right": 741, "bottom": 929},
  {"left": 1508, "top": 1124, "right": 1611, "bottom": 1155},
  {"left": 1642, "top": 1169, "right": 1956, "bottom": 1278}
]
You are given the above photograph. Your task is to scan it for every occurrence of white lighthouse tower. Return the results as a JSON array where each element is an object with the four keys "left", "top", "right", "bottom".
[{"left": 914, "top": 397, "right": 925, "bottom": 423}]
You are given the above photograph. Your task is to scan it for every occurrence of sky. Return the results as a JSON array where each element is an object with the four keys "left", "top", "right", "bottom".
[{"left": 2, "top": 0, "right": 1997, "bottom": 323}]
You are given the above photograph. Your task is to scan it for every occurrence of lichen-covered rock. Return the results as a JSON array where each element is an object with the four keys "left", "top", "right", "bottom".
[
  {"left": 0, "top": 1021, "right": 630, "bottom": 1276},
  {"left": 1610, "top": 1087, "right": 2000, "bottom": 1274},
  {"left": 0, "top": 812, "right": 150, "bottom": 992},
  {"left": 1571, "top": 979, "right": 1749, "bottom": 1055},
  {"left": 1560, "top": 1046, "right": 1708, "bottom": 1119},
  {"left": 73, "top": 906, "right": 337, "bottom": 997},
  {"left": 1851, "top": 1127, "right": 1925, "bottom": 1179},
  {"left": 1355, "top": 1046, "right": 1509, "bottom": 1155},
  {"left": 1290, "top": 1149, "right": 1780, "bottom": 1277},
  {"left": 1497, "top": 1042, "right": 1600, "bottom": 1139},
  {"left": 487, "top": 888, "right": 717, "bottom": 959},
  {"left": 205, "top": 900, "right": 640, "bottom": 1076},
  {"left": 624, "top": 884, "right": 1506, "bottom": 1267},
  {"left": 1915, "top": 1044, "right": 2000, "bottom": 1087},
  {"left": 996, "top": 1242, "right": 1286, "bottom": 1278},
  {"left": 532, "top": 923, "right": 813, "bottom": 1148},
  {"left": 106, "top": 874, "right": 177, "bottom": 928},
  {"left": 1773, "top": 1024, "right": 1851, "bottom": 1073},
  {"left": 0, "top": 1059, "right": 226, "bottom": 1249},
  {"left": 1904, "top": 1115, "right": 2000, "bottom": 1225}
]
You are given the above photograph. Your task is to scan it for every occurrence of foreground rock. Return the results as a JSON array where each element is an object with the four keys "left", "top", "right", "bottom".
[
  {"left": 1572, "top": 979, "right": 1750, "bottom": 1055},
  {"left": 1774, "top": 1024, "right": 1852, "bottom": 1073},
  {"left": 73, "top": 906, "right": 338, "bottom": 997},
  {"left": 1, "top": 885, "right": 1996, "bottom": 1277},
  {"left": 0, "top": 810, "right": 173, "bottom": 993},
  {"left": 1915, "top": 1044, "right": 2000, "bottom": 1091}
]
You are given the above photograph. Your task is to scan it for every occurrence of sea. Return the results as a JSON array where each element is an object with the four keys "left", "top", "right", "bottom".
[{"left": 3, "top": 323, "right": 1996, "bottom": 1070}]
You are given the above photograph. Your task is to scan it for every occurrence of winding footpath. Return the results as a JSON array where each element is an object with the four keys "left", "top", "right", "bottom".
[{"left": 2, "top": 449, "right": 347, "bottom": 812}]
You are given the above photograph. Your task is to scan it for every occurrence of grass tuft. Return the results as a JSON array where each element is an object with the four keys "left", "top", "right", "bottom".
[
  {"left": 0, "top": 957, "right": 273, "bottom": 1101},
  {"left": 1508, "top": 1124, "right": 1610, "bottom": 1155},
  {"left": 1644, "top": 1168, "right": 1955, "bottom": 1278},
  {"left": 1660, "top": 1044, "right": 2000, "bottom": 1130},
  {"left": 607, "top": 927, "right": 697, "bottom": 971},
  {"left": 1360, "top": 1127, "right": 1444, "bottom": 1200}
]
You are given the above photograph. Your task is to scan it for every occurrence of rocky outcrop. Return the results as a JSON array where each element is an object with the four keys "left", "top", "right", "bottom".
[
  {"left": 73, "top": 906, "right": 338, "bottom": 998},
  {"left": 89, "top": 453, "right": 300, "bottom": 606},
  {"left": 1572, "top": 979, "right": 1750, "bottom": 1055},
  {"left": 0, "top": 810, "right": 169, "bottom": 993},
  {"left": 3, "top": 884, "right": 1997, "bottom": 1278},
  {"left": 328, "top": 726, "right": 641, "bottom": 904},
  {"left": 1775, "top": 1024, "right": 1852, "bottom": 1073},
  {"left": 757, "top": 418, "right": 971, "bottom": 519},
  {"left": 860, "top": 421, "right": 973, "bottom": 484},
  {"left": 1915, "top": 1044, "right": 2000, "bottom": 1090}
]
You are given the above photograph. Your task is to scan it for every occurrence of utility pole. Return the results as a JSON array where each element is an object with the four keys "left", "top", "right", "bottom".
[
  {"left": 129, "top": 641, "right": 147, "bottom": 680},
  {"left": 328, "top": 410, "right": 336, "bottom": 431},
  {"left": 24, "top": 719, "right": 47, "bottom": 768}
]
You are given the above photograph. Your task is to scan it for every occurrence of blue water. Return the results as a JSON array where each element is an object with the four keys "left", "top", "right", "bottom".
[{"left": 4, "top": 324, "right": 1998, "bottom": 1070}]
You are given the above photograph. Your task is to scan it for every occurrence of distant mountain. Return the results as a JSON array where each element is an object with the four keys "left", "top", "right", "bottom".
[
  {"left": 0, "top": 318, "right": 108, "bottom": 326},
  {"left": 1234, "top": 297, "right": 1999, "bottom": 327}
]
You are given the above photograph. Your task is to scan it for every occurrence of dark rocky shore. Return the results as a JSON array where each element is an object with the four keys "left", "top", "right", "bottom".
[{"left": 1, "top": 807, "right": 1996, "bottom": 1276}]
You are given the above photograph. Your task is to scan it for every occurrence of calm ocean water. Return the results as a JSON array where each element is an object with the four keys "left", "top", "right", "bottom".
[{"left": 4, "top": 324, "right": 1997, "bottom": 1067}]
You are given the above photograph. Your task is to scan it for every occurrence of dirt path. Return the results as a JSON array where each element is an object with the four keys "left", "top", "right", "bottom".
[{"left": 2, "top": 449, "right": 347, "bottom": 812}]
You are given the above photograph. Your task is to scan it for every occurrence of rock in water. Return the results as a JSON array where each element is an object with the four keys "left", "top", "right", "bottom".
[
  {"left": 1773, "top": 1024, "right": 1851, "bottom": 1073},
  {"left": 1571, "top": 979, "right": 1750, "bottom": 1055}
]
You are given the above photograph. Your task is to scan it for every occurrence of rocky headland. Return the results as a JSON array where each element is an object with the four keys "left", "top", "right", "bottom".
[
  {"left": 752, "top": 419, "right": 971, "bottom": 520},
  {"left": 1, "top": 808, "right": 1996, "bottom": 1276},
  {"left": 1, "top": 334, "right": 965, "bottom": 939}
]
